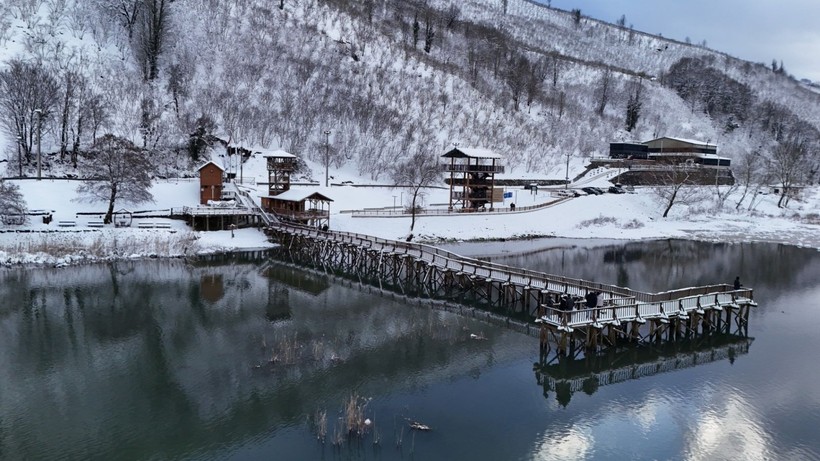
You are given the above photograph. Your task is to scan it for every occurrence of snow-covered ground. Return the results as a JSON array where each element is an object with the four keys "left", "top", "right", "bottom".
[{"left": 2, "top": 151, "right": 819, "bottom": 268}]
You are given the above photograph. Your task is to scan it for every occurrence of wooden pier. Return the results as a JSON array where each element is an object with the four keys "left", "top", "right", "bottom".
[{"left": 264, "top": 223, "right": 756, "bottom": 353}]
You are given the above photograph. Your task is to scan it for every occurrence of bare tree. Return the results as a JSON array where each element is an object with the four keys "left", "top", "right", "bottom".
[
  {"left": 58, "top": 69, "right": 81, "bottom": 161},
  {"left": 505, "top": 55, "right": 529, "bottom": 111},
  {"left": 595, "top": 68, "right": 611, "bottom": 116},
  {"left": 0, "top": 60, "right": 60, "bottom": 161},
  {"left": 0, "top": 181, "right": 27, "bottom": 223},
  {"left": 767, "top": 130, "right": 813, "bottom": 208},
  {"left": 651, "top": 167, "right": 703, "bottom": 218},
  {"left": 731, "top": 151, "right": 765, "bottom": 210},
  {"left": 625, "top": 77, "right": 642, "bottom": 132},
  {"left": 423, "top": 8, "right": 435, "bottom": 53},
  {"left": 75, "top": 134, "right": 155, "bottom": 223},
  {"left": 134, "top": 0, "right": 172, "bottom": 81},
  {"left": 391, "top": 146, "right": 441, "bottom": 234}
]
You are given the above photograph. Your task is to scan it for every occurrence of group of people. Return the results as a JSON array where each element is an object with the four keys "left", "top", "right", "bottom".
[{"left": 547, "top": 291, "right": 606, "bottom": 311}]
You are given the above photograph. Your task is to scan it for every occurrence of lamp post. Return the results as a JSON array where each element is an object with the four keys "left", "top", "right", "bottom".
[
  {"left": 706, "top": 138, "right": 719, "bottom": 188},
  {"left": 392, "top": 195, "right": 397, "bottom": 214},
  {"left": 400, "top": 191, "right": 404, "bottom": 213},
  {"left": 324, "top": 130, "right": 331, "bottom": 187},
  {"left": 34, "top": 109, "right": 42, "bottom": 180},
  {"left": 565, "top": 151, "right": 571, "bottom": 189},
  {"left": 16, "top": 136, "right": 22, "bottom": 178}
]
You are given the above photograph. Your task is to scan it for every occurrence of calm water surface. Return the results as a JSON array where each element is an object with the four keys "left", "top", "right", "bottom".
[{"left": 0, "top": 241, "right": 818, "bottom": 461}]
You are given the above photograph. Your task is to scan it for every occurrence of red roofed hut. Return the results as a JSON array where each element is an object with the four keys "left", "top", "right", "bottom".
[{"left": 198, "top": 161, "right": 225, "bottom": 205}]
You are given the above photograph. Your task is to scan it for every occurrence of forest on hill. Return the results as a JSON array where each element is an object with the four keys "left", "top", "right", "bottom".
[{"left": 0, "top": 0, "right": 817, "bottom": 184}]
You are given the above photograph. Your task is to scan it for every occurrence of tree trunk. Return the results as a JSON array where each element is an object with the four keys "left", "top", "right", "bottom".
[
  {"left": 72, "top": 114, "right": 82, "bottom": 168},
  {"left": 409, "top": 192, "right": 417, "bottom": 232},
  {"left": 662, "top": 188, "right": 678, "bottom": 218},
  {"left": 105, "top": 184, "right": 117, "bottom": 224},
  {"left": 60, "top": 90, "right": 70, "bottom": 160}
]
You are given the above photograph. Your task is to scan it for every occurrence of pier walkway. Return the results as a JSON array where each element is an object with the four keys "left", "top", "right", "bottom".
[{"left": 265, "top": 222, "right": 757, "bottom": 352}]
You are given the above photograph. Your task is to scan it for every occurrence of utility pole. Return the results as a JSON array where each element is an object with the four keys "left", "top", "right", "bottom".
[{"left": 324, "top": 130, "right": 331, "bottom": 187}]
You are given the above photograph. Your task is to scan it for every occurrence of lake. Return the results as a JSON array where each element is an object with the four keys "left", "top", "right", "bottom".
[{"left": 1, "top": 240, "right": 818, "bottom": 461}]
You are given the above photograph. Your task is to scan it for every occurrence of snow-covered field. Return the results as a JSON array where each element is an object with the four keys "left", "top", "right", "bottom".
[{"left": 1, "top": 154, "right": 818, "bottom": 267}]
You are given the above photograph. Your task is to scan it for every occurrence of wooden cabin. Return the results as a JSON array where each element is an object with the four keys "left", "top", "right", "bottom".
[
  {"left": 442, "top": 147, "right": 505, "bottom": 211},
  {"left": 261, "top": 189, "right": 333, "bottom": 228},
  {"left": 198, "top": 161, "right": 225, "bottom": 205}
]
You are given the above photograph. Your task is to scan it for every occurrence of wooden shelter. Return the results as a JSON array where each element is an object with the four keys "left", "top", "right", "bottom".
[
  {"left": 113, "top": 208, "right": 133, "bottom": 227},
  {"left": 442, "top": 147, "right": 505, "bottom": 211},
  {"left": 261, "top": 189, "right": 333, "bottom": 228},
  {"left": 198, "top": 161, "right": 225, "bottom": 204}
]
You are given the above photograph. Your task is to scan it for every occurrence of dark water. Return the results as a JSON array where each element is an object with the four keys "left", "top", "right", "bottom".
[{"left": 1, "top": 241, "right": 819, "bottom": 461}]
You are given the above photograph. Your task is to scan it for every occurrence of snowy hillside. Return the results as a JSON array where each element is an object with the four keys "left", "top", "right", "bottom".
[{"left": 0, "top": 0, "right": 817, "bottom": 183}]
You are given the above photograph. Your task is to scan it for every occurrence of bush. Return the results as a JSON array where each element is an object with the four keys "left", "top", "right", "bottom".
[{"left": 577, "top": 215, "right": 617, "bottom": 228}]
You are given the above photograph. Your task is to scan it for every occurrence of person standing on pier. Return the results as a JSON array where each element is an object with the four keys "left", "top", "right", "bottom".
[
  {"left": 734, "top": 276, "right": 742, "bottom": 290},
  {"left": 585, "top": 291, "right": 597, "bottom": 309}
]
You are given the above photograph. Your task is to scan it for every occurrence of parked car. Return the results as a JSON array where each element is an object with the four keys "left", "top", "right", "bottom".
[
  {"left": 608, "top": 186, "right": 625, "bottom": 194},
  {"left": 581, "top": 187, "right": 600, "bottom": 195}
]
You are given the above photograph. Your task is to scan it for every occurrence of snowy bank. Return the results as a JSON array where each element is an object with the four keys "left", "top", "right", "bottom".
[{"left": 2, "top": 164, "right": 819, "bottom": 268}]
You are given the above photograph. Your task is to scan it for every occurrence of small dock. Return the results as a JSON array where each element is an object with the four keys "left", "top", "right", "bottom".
[{"left": 265, "top": 223, "right": 756, "bottom": 353}]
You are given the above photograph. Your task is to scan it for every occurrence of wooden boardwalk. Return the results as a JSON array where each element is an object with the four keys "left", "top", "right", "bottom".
[{"left": 265, "top": 222, "right": 756, "bottom": 352}]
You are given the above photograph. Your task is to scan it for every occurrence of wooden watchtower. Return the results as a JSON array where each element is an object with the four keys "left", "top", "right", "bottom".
[
  {"left": 262, "top": 150, "right": 297, "bottom": 196},
  {"left": 259, "top": 149, "right": 332, "bottom": 229},
  {"left": 442, "top": 147, "right": 505, "bottom": 211}
]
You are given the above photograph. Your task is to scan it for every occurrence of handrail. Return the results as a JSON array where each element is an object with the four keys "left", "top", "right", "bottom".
[
  {"left": 268, "top": 222, "right": 753, "bottom": 307},
  {"left": 349, "top": 196, "right": 571, "bottom": 217}
]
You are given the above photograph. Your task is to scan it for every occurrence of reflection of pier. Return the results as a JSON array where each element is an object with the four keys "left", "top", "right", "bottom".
[
  {"left": 535, "top": 334, "right": 753, "bottom": 407},
  {"left": 265, "top": 223, "right": 757, "bottom": 352}
]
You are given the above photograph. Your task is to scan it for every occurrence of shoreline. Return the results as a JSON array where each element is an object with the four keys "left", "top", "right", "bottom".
[{"left": 2, "top": 225, "right": 817, "bottom": 270}]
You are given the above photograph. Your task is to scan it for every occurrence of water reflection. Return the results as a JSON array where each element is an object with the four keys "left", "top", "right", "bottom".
[
  {"left": 684, "top": 393, "right": 773, "bottom": 461},
  {"left": 0, "top": 253, "right": 533, "bottom": 461},
  {"left": 480, "top": 239, "right": 820, "bottom": 293},
  {"left": 535, "top": 334, "right": 753, "bottom": 408},
  {"left": 2, "top": 240, "right": 820, "bottom": 460}
]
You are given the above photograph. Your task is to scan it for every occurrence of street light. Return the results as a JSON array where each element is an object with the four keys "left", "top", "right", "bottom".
[
  {"left": 565, "top": 151, "right": 571, "bottom": 189},
  {"left": 324, "top": 130, "right": 331, "bottom": 187},
  {"left": 392, "top": 195, "right": 397, "bottom": 214},
  {"left": 34, "top": 109, "right": 42, "bottom": 181}
]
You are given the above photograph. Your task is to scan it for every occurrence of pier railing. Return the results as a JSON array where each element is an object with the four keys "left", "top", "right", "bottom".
[
  {"left": 540, "top": 286, "right": 752, "bottom": 329},
  {"left": 270, "top": 223, "right": 752, "bottom": 310}
]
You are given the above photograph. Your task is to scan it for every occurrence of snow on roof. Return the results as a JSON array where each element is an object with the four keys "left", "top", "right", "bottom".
[
  {"left": 198, "top": 161, "right": 224, "bottom": 171},
  {"left": 264, "top": 189, "right": 333, "bottom": 202},
  {"left": 261, "top": 149, "right": 296, "bottom": 158},
  {"left": 695, "top": 153, "right": 731, "bottom": 160},
  {"left": 442, "top": 147, "right": 503, "bottom": 159},
  {"left": 645, "top": 137, "right": 717, "bottom": 148}
]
